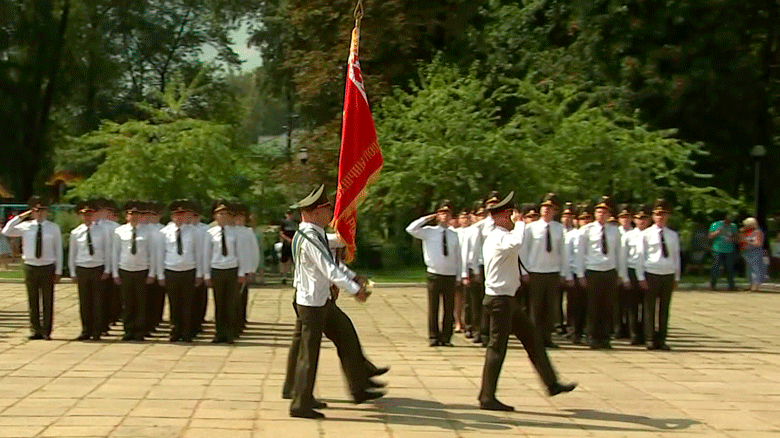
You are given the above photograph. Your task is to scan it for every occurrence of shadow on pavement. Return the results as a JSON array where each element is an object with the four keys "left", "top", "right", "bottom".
[{"left": 333, "top": 397, "right": 700, "bottom": 432}]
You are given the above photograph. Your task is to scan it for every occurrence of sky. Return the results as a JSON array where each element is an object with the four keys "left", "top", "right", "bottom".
[{"left": 201, "top": 24, "right": 263, "bottom": 72}]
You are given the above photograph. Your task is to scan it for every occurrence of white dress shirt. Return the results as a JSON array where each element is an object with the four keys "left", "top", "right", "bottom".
[
  {"left": 564, "top": 227, "right": 579, "bottom": 276},
  {"left": 2, "top": 216, "right": 63, "bottom": 274},
  {"left": 235, "top": 225, "right": 260, "bottom": 275},
  {"left": 637, "top": 224, "right": 681, "bottom": 281},
  {"left": 621, "top": 227, "right": 644, "bottom": 274},
  {"left": 521, "top": 219, "right": 571, "bottom": 280},
  {"left": 69, "top": 223, "right": 111, "bottom": 274},
  {"left": 482, "top": 223, "right": 524, "bottom": 296},
  {"left": 113, "top": 223, "right": 155, "bottom": 277},
  {"left": 406, "top": 216, "right": 463, "bottom": 280},
  {"left": 462, "top": 225, "right": 480, "bottom": 274},
  {"left": 157, "top": 223, "right": 201, "bottom": 279},
  {"left": 293, "top": 223, "right": 360, "bottom": 307},
  {"left": 576, "top": 222, "right": 624, "bottom": 278},
  {"left": 203, "top": 225, "right": 244, "bottom": 279},
  {"left": 98, "top": 219, "right": 119, "bottom": 272}
]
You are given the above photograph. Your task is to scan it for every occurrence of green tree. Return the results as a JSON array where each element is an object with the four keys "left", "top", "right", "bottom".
[{"left": 65, "top": 71, "right": 246, "bottom": 203}]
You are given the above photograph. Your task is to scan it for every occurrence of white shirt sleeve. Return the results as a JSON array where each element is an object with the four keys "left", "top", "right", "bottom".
[
  {"left": 53, "top": 224, "right": 63, "bottom": 276},
  {"left": 68, "top": 230, "right": 77, "bottom": 277},
  {"left": 406, "top": 216, "right": 433, "bottom": 240}
]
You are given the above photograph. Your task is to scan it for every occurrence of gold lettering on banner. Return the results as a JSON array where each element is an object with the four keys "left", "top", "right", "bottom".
[{"left": 341, "top": 142, "right": 380, "bottom": 189}]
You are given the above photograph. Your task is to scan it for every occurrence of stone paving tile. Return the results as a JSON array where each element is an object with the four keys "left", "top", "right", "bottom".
[{"left": 0, "top": 283, "right": 779, "bottom": 437}]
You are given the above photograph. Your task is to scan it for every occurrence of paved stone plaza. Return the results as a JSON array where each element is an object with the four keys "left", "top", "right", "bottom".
[{"left": 0, "top": 282, "right": 778, "bottom": 438}]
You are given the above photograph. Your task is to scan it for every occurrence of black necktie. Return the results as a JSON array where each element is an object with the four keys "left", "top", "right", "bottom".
[
  {"left": 316, "top": 232, "right": 334, "bottom": 261},
  {"left": 131, "top": 227, "right": 137, "bottom": 255},
  {"left": 601, "top": 226, "right": 608, "bottom": 255},
  {"left": 35, "top": 223, "right": 42, "bottom": 258},
  {"left": 221, "top": 227, "right": 228, "bottom": 256},
  {"left": 660, "top": 228, "right": 669, "bottom": 258},
  {"left": 87, "top": 226, "right": 94, "bottom": 256},
  {"left": 176, "top": 227, "right": 183, "bottom": 255},
  {"left": 546, "top": 224, "right": 552, "bottom": 252},
  {"left": 442, "top": 229, "right": 448, "bottom": 256}
]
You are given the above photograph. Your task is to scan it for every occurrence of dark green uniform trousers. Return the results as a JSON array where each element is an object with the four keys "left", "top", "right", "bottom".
[
  {"left": 165, "top": 269, "right": 196, "bottom": 339},
  {"left": 427, "top": 273, "right": 456, "bottom": 344},
  {"left": 479, "top": 295, "right": 558, "bottom": 404},
  {"left": 528, "top": 272, "right": 560, "bottom": 344},
  {"left": 24, "top": 264, "right": 56, "bottom": 336},
  {"left": 119, "top": 269, "right": 148, "bottom": 337},
  {"left": 283, "top": 300, "right": 374, "bottom": 399},
  {"left": 585, "top": 269, "right": 618, "bottom": 344},
  {"left": 75, "top": 265, "right": 105, "bottom": 337},
  {"left": 644, "top": 273, "right": 674, "bottom": 347},
  {"left": 211, "top": 267, "right": 239, "bottom": 341},
  {"left": 290, "top": 303, "right": 326, "bottom": 413}
]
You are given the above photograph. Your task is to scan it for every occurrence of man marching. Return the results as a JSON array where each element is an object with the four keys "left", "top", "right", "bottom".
[{"left": 478, "top": 192, "right": 575, "bottom": 411}]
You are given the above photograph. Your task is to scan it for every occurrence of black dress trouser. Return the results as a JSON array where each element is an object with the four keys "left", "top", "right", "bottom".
[
  {"left": 24, "top": 264, "right": 55, "bottom": 336},
  {"left": 479, "top": 295, "right": 558, "bottom": 404},
  {"left": 585, "top": 269, "right": 618, "bottom": 344},
  {"left": 427, "top": 273, "right": 456, "bottom": 344},
  {"left": 290, "top": 303, "right": 326, "bottom": 413},
  {"left": 76, "top": 265, "right": 104, "bottom": 337},
  {"left": 211, "top": 267, "right": 239, "bottom": 341},
  {"left": 644, "top": 273, "right": 674, "bottom": 347},
  {"left": 283, "top": 300, "right": 374, "bottom": 399},
  {"left": 165, "top": 269, "right": 196, "bottom": 339},
  {"left": 119, "top": 269, "right": 148, "bottom": 337}
]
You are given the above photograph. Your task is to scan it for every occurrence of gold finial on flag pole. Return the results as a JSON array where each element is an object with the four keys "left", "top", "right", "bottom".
[{"left": 353, "top": 0, "right": 364, "bottom": 29}]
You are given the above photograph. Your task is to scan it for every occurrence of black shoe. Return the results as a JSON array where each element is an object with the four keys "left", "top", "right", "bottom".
[
  {"left": 133, "top": 333, "right": 145, "bottom": 341},
  {"left": 545, "top": 342, "right": 560, "bottom": 349},
  {"left": 28, "top": 333, "right": 44, "bottom": 340},
  {"left": 367, "top": 379, "right": 386, "bottom": 389},
  {"left": 75, "top": 333, "right": 91, "bottom": 341},
  {"left": 600, "top": 341, "right": 612, "bottom": 349},
  {"left": 440, "top": 341, "right": 453, "bottom": 347},
  {"left": 281, "top": 278, "right": 287, "bottom": 285},
  {"left": 122, "top": 334, "right": 134, "bottom": 341},
  {"left": 211, "top": 337, "right": 221, "bottom": 344},
  {"left": 169, "top": 335, "right": 181, "bottom": 343},
  {"left": 370, "top": 366, "right": 390, "bottom": 377},
  {"left": 646, "top": 343, "right": 657, "bottom": 350},
  {"left": 548, "top": 382, "right": 577, "bottom": 396},
  {"left": 572, "top": 334, "right": 582, "bottom": 345},
  {"left": 353, "top": 390, "right": 385, "bottom": 404},
  {"left": 313, "top": 399, "right": 327, "bottom": 409},
  {"left": 91, "top": 334, "right": 101, "bottom": 341},
  {"left": 429, "top": 340, "right": 440, "bottom": 347},
  {"left": 464, "top": 331, "right": 474, "bottom": 339},
  {"left": 43, "top": 335, "right": 52, "bottom": 340},
  {"left": 289, "top": 409, "right": 324, "bottom": 419},
  {"left": 629, "top": 337, "right": 643, "bottom": 346},
  {"left": 282, "top": 392, "right": 292, "bottom": 400},
  {"left": 471, "top": 335, "right": 483, "bottom": 344},
  {"left": 657, "top": 343, "right": 671, "bottom": 351},
  {"left": 557, "top": 326, "right": 568, "bottom": 336},
  {"left": 589, "top": 341, "right": 601, "bottom": 350},
  {"left": 479, "top": 399, "right": 514, "bottom": 411},
  {"left": 224, "top": 338, "right": 235, "bottom": 345},
  {"left": 181, "top": 337, "right": 193, "bottom": 343}
]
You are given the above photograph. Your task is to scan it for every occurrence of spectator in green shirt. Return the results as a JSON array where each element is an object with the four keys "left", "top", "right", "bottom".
[{"left": 709, "top": 215, "right": 739, "bottom": 291}]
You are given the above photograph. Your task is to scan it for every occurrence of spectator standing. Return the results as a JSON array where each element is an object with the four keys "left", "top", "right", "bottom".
[
  {"left": 708, "top": 214, "right": 739, "bottom": 291},
  {"left": 740, "top": 217, "right": 766, "bottom": 292}
]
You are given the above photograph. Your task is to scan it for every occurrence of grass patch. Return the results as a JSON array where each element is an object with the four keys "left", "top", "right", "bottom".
[
  {"left": 0, "top": 269, "right": 24, "bottom": 279},
  {"left": 362, "top": 266, "right": 427, "bottom": 283}
]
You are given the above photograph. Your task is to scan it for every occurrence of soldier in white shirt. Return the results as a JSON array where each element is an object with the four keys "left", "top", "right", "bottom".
[
  {"left": 614, "top": 204, "right": 634, "bottom": 339},
  {"left": 94, "top": 198, "right": 121, "bottom": 333},
  {"left": 462, "top": 202, "right": 487, "bottom": 344},
  {"left": 406, "top": 200, "right": 463, "bottom": 347},
  {"left": 478, "top": 192, "right": 575, "bottom": 412},
  {"left": 113, "top": 201, "right": 156, "bottom": 341},
  {"left": 69, "top": 200, "right": 111, "bottom": 341},
  {"left": 521, "top": 194, "right": 573, "bottom": 348},
  {"left": 204, "top": 200, "right": 246, "bottom": 344},
  {"left": 287, "top": 186, "right": 369, "bottom": 419},
  {"left": 2, "top": 196, "right": 63, "bottom": 340},
  {"left": 517, "top": 203, "right": 539, "bottom": 314},
  {"left": 637, "top": 199, "right": 680, "bottom": 351},
  {"left": 232, "top": 203, "right": 260, "bottom": 336},
  {"left": 566, "top": 204, "right": 592, "bottom": 344},
  {"left": 188, "top": 206, "right": 210, "bottom": 336},
  {"left": 620, "top": 204, "right": 651, "bottom": 345},
  {"left": 142, "top": 202, "right": 166, "bottom": 335},
  {"left": 453, "top": 209, "right": 471, "bottom": 333},
  {"left": 576, "top": 196, "right": 624, "bottom": 349},
  {"left": 157, "top": 200, "right": 202, "bottom": 342}
]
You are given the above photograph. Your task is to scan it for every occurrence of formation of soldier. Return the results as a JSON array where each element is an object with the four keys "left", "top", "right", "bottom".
[
  {"left": 407, "top": 192, "right": 681, "bottom": 410},
  {"left": 2, "top": 196, "right": 259, "bottom": 344}
]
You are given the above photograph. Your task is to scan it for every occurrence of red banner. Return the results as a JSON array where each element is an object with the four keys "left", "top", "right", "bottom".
[{"left": 331, "top": 25, "right": 382, "bottom": 262}]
